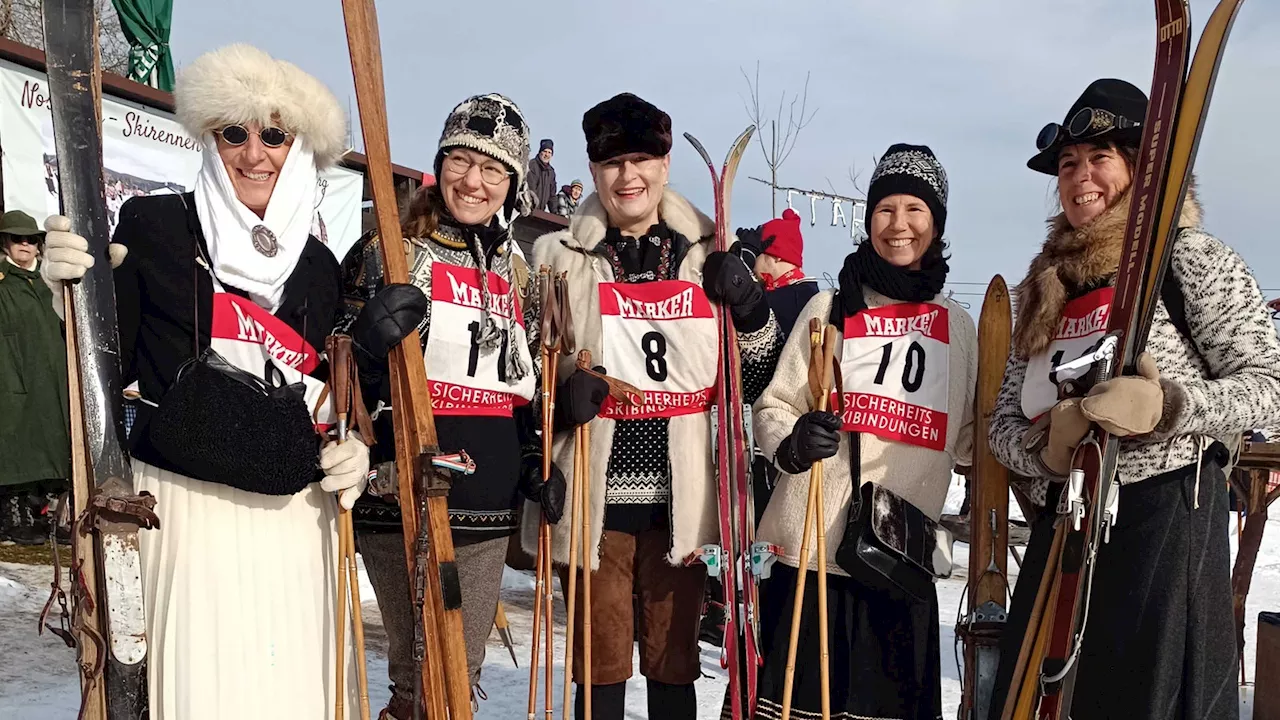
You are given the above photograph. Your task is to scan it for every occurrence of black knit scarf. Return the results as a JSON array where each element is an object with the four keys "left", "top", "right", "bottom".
[{"left": 829, "top": 239, "right": 949, "bottom": 494}]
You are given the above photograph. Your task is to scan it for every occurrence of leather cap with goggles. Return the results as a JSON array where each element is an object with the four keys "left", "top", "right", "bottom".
[{"left": 1026, "top": 78, "right": 1148, "bottom": 176}]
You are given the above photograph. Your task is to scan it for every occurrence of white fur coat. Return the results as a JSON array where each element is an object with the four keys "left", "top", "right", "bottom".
[{"left": 520, "top": 188, "right": 721, "bottom": 568}]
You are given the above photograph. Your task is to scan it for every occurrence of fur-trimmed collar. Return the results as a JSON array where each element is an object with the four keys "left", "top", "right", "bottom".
[
  {"left": 562, "top": 186, "right": 714, "bottom": 254},
  {"left": 1012, "top": 182, "right": 1203, "bottom": 358}
]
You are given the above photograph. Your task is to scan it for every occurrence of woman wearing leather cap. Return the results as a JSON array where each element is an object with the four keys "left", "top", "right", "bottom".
[{"left": 988, "top": 77, "right": 1280, "bottom": 718}]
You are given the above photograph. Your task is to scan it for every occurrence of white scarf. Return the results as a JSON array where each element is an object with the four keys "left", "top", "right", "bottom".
[{"left": 194, "top": 133, "right": 318, "bottom": 313}]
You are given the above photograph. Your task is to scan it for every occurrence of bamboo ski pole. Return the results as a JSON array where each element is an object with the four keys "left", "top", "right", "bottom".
[
  {"left": 327, "top": 335, "right": 372, "bottom": 720},
  {"left": 494, "top": 601, "right": 519, "bottom": 667},
  {"left": 562, "top": 412, "right": 583, "bottom": 717},
  {"left": 811, "top": 323, "right": 836, "bottom": 720},
  {"left": 580, "top": 421, "right": 592, "bottom": 720},
  {"left": 780, "top": 318, "right": 837, "bottom": 720}
]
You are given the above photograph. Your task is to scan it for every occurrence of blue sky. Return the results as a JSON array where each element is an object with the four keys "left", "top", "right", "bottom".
[{"left": 171, "top": 0, "right": 1280, "bottom": 309}]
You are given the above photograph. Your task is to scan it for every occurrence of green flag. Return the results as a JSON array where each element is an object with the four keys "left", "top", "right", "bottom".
[{"left": 111, "top": 0, "right": 175, "bottom": 92}]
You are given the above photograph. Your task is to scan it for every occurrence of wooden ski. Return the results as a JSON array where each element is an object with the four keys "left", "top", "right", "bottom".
[
  {"left": 42, "top": 1, "right": 157, "bottom": 717},
  {"left": 340, "top": 1, "right": 473, "bottom": 717},
  {"left": 959, "top": 275, "right": 1012, "bottom": 720}
]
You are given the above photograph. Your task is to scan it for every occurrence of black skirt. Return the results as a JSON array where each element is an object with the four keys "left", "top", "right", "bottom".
[
  {"left": 989, "top": 442, "right": 1239, "bottom": 720},
  {"left": 750, "top": 563, "right": 942, "bottom": 720}
]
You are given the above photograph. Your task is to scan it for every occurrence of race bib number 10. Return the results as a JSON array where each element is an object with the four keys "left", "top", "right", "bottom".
[
  {"left": 598, "top": 280, "right": 718, "bottom": 419},
  {"left": 836, "top": 302, "right": 950, "bottom": 451}
]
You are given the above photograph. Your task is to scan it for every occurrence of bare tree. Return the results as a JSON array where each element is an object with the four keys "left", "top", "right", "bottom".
[
  {"left": 1, "top": 0, "right": 132, "bottom": 77},
  {"left": 741, "top": 61, "right": 819, "bottom": 216}
]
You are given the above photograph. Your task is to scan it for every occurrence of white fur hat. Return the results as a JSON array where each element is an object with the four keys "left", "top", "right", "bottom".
[{"left": 175, "top": 44, "right": 348, "bottom": 168}]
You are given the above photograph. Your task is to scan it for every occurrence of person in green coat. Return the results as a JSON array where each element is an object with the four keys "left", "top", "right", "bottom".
[{"left": 0, "top": 209, "right": 69, "bottom": 544}]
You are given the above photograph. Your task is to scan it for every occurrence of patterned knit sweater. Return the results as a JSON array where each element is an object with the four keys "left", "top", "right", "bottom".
[{"left": 989, "top": 191, "right": 1280, "bottom": 506}]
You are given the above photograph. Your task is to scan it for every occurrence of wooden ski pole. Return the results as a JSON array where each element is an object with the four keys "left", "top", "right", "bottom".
[
  {"left": 562, "top": 406, "right": 583, "bottom": 717},
  {"left": 780, "top": 318, "right": 837, "bottom": 720},
  {"left": 580, "top": 420, "right": 592, "bottom": 720},
  {"left": 340, "top": 3, "right": 470, "bottom": 715},
  {"left": 327, "top": 335, "right": 372, "bottom": 720},
  {"left": 811, "top": 322, "right": 836, "bottom": 720}
]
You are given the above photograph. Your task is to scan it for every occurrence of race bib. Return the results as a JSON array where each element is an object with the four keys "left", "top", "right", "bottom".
[
  {"left": 598, "top": 280, "right": 717, "bottom": 419},
  {"left": 1021, "top": 287, "right": 1113, "bottom": 422},
  {"left": 423, "top": 263, "right": 534, "bottom": 417},
  {"left": 835, "top": 303, "right": 950, "bottom": 451},
  {"left": 209, "top": 293, "right": 332, "bottom": 427}
]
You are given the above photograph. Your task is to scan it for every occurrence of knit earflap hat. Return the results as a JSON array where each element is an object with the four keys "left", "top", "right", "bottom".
[
  {"left": 582, "top": 93, "right": 672, "bottom": 163},
  {"left": 175, "top": 44, "right": 348, "bottom": 168},
  {"left": 866, "top": 143, "right": 949, "bottom": 237},
  {"left": 760, "top": 208, "right": 804, "bottom": 266},
  {"left": 1027, "top": 78, "right": 1147, "bottom": 175},
  {"left": 435, "top": 93, "right": 534, "bottom": 222}
]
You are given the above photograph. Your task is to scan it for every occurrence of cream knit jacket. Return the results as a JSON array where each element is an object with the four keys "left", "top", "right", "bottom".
[{"left": 754, "top": 288, "right": 977, "bottom": 575}]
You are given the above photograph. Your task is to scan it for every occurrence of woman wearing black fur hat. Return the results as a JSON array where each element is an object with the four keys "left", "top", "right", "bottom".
[
  {"left": 751, "top": 143, "right": 976, "bottom": 719},
  {"left": 987, "top": 78, "right": 1280, "bottom": 719},
  {"left": 524, "top": 92, "right": 782, "bottom": 719},
  {"left": 338, "top": 93, "right": 560, "bottom": 719}
]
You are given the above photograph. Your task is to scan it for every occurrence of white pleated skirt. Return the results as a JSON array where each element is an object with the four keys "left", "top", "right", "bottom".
[{"left": 136, "top": 461, "right": 360, "bottom": 719}]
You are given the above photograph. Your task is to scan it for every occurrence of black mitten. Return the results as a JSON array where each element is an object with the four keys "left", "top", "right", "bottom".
[{"left": 554, "top": 367, "right": 610, "bottom": 431}]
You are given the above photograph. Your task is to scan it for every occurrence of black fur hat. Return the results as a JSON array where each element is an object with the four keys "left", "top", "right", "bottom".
[{"left": 582, "top": 93, "right": 672, "bottom": 163}]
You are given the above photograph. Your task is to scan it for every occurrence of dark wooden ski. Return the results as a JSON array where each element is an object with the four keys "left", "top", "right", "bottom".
[
  {"left": 959, "top": 275, "right": 1012, "bottom": 720},
  {"left": 41, "top": 1, "right": 156, "bottom": 717},
  {"left": 1024, "top": 0, "right": 1246, "bottom": 717}
]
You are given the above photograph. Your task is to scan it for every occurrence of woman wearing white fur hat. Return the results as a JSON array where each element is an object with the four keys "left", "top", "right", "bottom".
[{"left": 39, "top": 44, "right": 403, "bottom": 718}]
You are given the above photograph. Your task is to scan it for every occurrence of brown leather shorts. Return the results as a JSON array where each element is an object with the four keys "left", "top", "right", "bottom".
[{"left": 559, "top": 527, "right": 708, "bottom": 685}]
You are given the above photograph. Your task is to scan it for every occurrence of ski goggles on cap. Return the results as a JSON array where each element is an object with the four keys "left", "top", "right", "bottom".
[
  {"left": 216, "top": 124, "right": 293, "bottom": 148},
  {"left": 1036, "top": 107, "right": 1141, "bottom": 151}
]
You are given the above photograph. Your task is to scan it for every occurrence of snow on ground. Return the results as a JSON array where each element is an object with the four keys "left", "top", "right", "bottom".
[{"left": 2, "top": 502, "right": 1274, "bottom": 719}]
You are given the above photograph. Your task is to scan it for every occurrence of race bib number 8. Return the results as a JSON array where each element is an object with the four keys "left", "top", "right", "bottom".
[
  {"left": 1021, "top": 287, "right": 1113, "bottom": 422},
  {"left": 598, "top": 280, "right": 717, "bottom": 419},
  {"left": 836, "top": 303, "right": 950, "bottom": 451}
]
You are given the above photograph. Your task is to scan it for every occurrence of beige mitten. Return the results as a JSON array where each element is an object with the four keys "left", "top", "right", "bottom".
[
  {"left": 1039, "top": 398, "right": 1092, "bottom": 476},
  {"left": 1080, "top": 352, "right": 1164, "bottom": 437}
]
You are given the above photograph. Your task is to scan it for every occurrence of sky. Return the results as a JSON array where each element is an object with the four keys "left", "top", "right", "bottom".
[{"left": 170, "top": 0, "right": 1280, "bottom": 310}]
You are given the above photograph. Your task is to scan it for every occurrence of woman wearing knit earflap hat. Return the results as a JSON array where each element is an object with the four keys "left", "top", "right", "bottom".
[
  {"left": 987, "top": 78, "right": 1280, "bottom": 719},
  {"left": 336, "top": 92, "right": 556, "bottom": 719},
  {"left": 751, "top": 143, "right": 976, "bottom": 719},
  {"left": 38, "top": 43, "right": 390, "bottom": 718}
]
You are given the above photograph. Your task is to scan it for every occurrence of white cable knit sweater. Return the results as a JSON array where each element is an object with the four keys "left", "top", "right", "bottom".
[{"left": 754, "top": 288, "right": 977, "bottom": 575}]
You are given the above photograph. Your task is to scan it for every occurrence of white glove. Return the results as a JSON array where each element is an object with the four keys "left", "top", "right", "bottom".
[
  {"left": 40, "top": 214, "right": 128, "bottom": 321},
  {"left": 319, "top": 432, "right": 370, "bottom": 510}
]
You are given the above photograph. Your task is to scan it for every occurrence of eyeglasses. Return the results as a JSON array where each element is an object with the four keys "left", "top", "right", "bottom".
[
  {"left": 5, "top": 236, "right": 38, "bottom": 245},
  {"left": 443, "top": 152, "right": 513, "bottom": 185},
  {"left": 1036, "top": 107, "right": 1141, "bottom": 151},
  {"left": 216, "top": 124, "right": 293, "bottom": 148}
]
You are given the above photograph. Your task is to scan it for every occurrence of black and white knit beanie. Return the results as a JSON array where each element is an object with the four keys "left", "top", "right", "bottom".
[
  {"left": 435, "top": 93, "right": 534, "bottom": 222},
  {"left": 866, "top": 143, "right": 949, "bottom": 237}
]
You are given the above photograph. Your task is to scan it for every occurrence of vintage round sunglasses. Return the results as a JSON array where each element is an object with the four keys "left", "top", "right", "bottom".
[{"left": 216, "top": 124, "right": 293, "bottom": 148}]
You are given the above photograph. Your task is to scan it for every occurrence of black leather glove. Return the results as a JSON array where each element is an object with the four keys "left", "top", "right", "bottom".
[
  {"left": 351, "top": 284, "right": 428, "bottom": 360},
  {"left": 776, "top": 411, "right": 843, "bottom": 474},
  {"left": 733, "top": 226, "right": 766, "bottom": 266},
  {"left": 518, "top": 452, "right": 566, "bottom": 524},
  {"left": 554, "top": 366, "right": 610, "bottom": 431},
  {"left": 703, "top": 250, "right": 768, "bottom": 331}
]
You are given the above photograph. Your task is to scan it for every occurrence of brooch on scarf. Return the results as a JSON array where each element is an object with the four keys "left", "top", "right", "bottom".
[{"left": 252, "top": 225, "right": 279, "bottom": 257}]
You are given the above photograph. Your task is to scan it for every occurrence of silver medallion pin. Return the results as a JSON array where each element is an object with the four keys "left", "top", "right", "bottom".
[{"left": 251, "top": 225, "right": 279, "bottom": 257}]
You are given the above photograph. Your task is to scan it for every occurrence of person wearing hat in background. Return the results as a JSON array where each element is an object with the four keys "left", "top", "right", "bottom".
[
  {"left": 528, "top": 137, "right": 558, "bottom": 212},
  {"left": 338, "top": 92, "right": 557, "bottom": 719},
  {"left": 0, "top": 209, "right": 69, "bottom": 546},
  {"left": 752, "top": 143, "right": 975, "bottom": 719},
  {"left": 551, "top": 178, "right": 585, "bottom": 218},
  {"left": 526, "top": 91, "right": 782, "bottom": 720},
  {"left": 737, "top": 207, "right": 819, "bottom": 339},
  {"left": 39, "top": 44, "right": 378, "bottom": 718},
  {"left": 987, "top": 78, "right": 1280, "bottom": 719}
]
